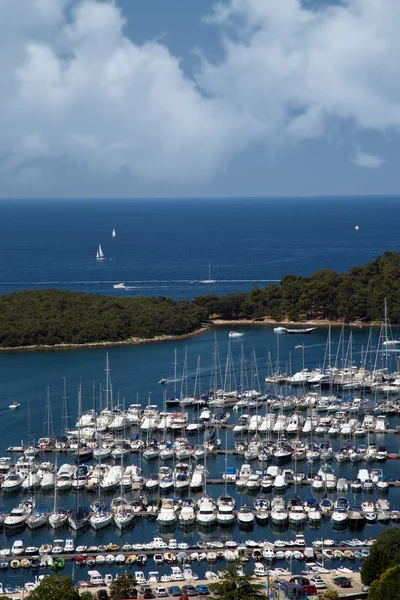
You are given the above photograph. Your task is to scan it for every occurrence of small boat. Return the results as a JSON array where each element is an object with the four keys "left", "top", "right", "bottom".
[
  {"left": 96, "top": 244, "right": 105, "bottom": 261},
  {"left": 113, "top": 283, "right": 126, "bottom": 289},
  {"left": 286, "top": 328, "right": 317, "bottom": 335},
  {"left": 8, "top": 402, "right": 20, "bottom": 409},
  {"left": 228, "top": 332, "right": 244, "bottom": 338},
  {"left": 355, "top": 225, "right": 360, "bottom": 231},
  {"left": 112, "top": 228, "right": 116, "bottom": 238}
]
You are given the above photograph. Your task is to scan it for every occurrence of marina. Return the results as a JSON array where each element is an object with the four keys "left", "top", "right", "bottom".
[{"left": 0, "top": 325, "right": 400, "bottom": 595}]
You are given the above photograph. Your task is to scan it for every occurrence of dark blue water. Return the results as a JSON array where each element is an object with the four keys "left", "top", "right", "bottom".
[
  {"left": 1, "top": 197, "right": 400, "bottom": 590},
  {"left": 0, "top": 197, "right": 399, "bottom": 298}
]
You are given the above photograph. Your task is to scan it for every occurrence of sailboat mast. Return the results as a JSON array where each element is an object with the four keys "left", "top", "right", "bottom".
[{"left": 62, "top": 378, "right": 71, "bottom": 435}]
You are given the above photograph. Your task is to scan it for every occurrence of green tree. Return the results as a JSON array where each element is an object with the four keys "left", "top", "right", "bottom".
[
  {"left": 81, "top": 593, "right": 94, "bottom": 600},
  {"left": 368, "top": 565, "right": 400, "bottom": 600},
  {"left": 361, "top": 527, "right": 400, "bottom": 585},
  {"left": 109, "top": 572, "right": 138, "bottom": 600},
  {"left": 322, "top": 591, "right": 339, "bottom": 600},
  {"left": 208, "top": 562, "right": 265, "bottom": 600},
  {"left": 29, "top": 575, "right": 80, "bottom": 600}
]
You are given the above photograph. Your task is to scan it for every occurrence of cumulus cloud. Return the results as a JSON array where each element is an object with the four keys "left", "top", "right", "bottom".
[
  {"left": 0, "top": 0, "right": 399, "bottom": 191},
  {"left": 353, "top": 149, "right": 385, "bottom": 169}
]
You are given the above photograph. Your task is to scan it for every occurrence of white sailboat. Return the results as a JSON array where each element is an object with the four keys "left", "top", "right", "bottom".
[
  {"left": 200, "top": 261, "right": 216, "bottom": 284},
  {"left": 112, "top": 228, "right": 116, "bottom": 238},
  {"left": 96, "top": 244, "right": 105, "bottom": 261}
]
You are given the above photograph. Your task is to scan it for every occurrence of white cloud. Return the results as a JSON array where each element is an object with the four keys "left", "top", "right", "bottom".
[
  {"left": 353, "top": 149, "right": 384, "bottom": 169},
  {"left": 0, "top": 0, "right": 399, "bottom": 192}
]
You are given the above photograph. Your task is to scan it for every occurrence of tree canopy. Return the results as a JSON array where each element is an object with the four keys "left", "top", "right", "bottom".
[
  {"left": 0, "top": 252, "right": 399, "bottom": 348},
  {"left": 208, "top": 562, "right": 265, "bottom": 600},
  {"left": 368, "top": 565, "right": 400, "bottom": 600},
  {"left": 0, "top": 289, "right": 207, "bottom": 347},
  {"left": 194, "top": 251, "right": 400, "bottom": 323},
  {"left": 29, "top": 575, "right": 80, "bottom": 600},
  {"left": 361, "top": 527, "right": 400, "bottom": 585},
  {"left": 109, "top": 572, "right": 137, "bottom": 600}
]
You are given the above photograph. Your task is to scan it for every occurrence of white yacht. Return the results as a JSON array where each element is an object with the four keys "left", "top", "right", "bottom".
[
  {"left": 140, "top": 406, "right": 160, "bottom": 432},
  {"left": 174, "top": 463, "right": 191, "bottom": 490},
  {"left": 113, "top": 504, "right": 135, "bottom": 530},
  {"left": 236, "top": 504, "right": 255, "bottom": 525},
  {"left": 270, "top": 498, "right": 288, "bottom": 525},
  {"left": 4, "top": 502, "right": 33, "bottom": 529},
  {"left": 216, "top": 496, "right": 236, "bottom": 525},
  {"left": 100, "top": 466, "right": 123, "bottom": 492},
  {"left": 90, "top": 507, "right": 113, "bottom": 530},
  {"left": 157, "top": 500, "right": 177, "bottom": 527},
  {"left": 56, "top": 464, "right": 76, "bottom": 491},
  {"left": 196, "top": 495, "right": 217, "bottom": 527},
  {"left": 48, "top": 508, "right": 68, "bottom": 529},
  {"left": 190, "top": 465, "right": 205, "bottom": 490},
  {"left": 288, "top": 505, "right": 307, "bottom": 526},
  {"left": 179, "top": 500, "right": 196, "bottom": 526},
  {"left": 27, "top": 509, "right": 47, "bottom": 530},
  {"left": 2, "top": 472, "right": 25, "bottom": 492},
  {"left": 40, "top": 471, "right": 56, "bottom": 491}
]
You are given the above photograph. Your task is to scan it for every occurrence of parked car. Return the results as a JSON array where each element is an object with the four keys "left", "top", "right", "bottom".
[
  {"left": 182, "top": 584, "right": 198, "bottom": 596},
  {"left": 196, "top": 584, "right": 210, "bottom": 595},
  {"left": 168, "top": 586, "right": 182, "bottom": 597},
  {"left": 333, "top": 576, "right": 352, "bottom": 588},
  {"left": 155, "top": 587, "right": 168, "bottom": 598},
  {"left": 96, "top": 591, "right": 109, "bottom": 600},
  {"left": 309, "top": 577, "right": 327, "bottom": 589}
]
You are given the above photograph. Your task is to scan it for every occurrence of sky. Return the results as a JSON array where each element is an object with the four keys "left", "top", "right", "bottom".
[{"left": 1, "top": 0, "right": 400, "bottom": 198}]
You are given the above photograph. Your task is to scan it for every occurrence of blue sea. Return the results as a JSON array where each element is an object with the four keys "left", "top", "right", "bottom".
[
  {"left": 0, "top": 196, "right": 400, "bottom": 590},
  {"left": 0, "top": 196, "right": 399, "bottom": 299}
]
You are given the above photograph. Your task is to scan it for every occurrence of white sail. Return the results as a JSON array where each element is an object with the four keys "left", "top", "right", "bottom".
[
  {"left": 112, "top": 228, "right": 116, "bottom": 238},
  {"left": 96, "top": 244, "right": 105, "bottom": 260},
  {"left": 200, "top": 261, "right": 216, "bottom": 284}
]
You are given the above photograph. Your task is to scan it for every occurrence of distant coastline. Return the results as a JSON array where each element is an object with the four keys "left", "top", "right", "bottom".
[
  {"left": 0, "top": 318, "right": 382, "bottom": 354},
  {"left": 0, "top": 252, "right": 397, "bottom": 351},
  {"left": 0, "top": 326, "right": 210, "bottom": 353}
]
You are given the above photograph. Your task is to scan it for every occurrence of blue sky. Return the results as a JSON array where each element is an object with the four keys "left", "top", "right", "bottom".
[{"left": 0, "top": 0, "right": 399, "bottom": 198}]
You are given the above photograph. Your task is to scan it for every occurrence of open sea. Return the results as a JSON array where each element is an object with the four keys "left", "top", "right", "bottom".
[{"left": 0, "top": 196, "right": 400, "bottom": 591}]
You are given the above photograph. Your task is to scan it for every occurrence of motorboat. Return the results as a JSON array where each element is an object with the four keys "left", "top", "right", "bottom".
[
  {"left": 196, "top": 495, "right": 217, "bottom": 527},
  {"left": 270, "top": 497, "right": 288, "bottom": 525},
  {"left": 178, "top": 499, "right": 196, "bottom": 526},
  {"left": 254, "top": 496, "right": 269, "bottom": 523},
  {"left": 229, "top": 332, "right": 244, "bottom": 338},
  {"left": 4, "top": 502, "right": 33, "bottom": 529},
  {"left": 216, "top": 495, "right": 236, "bottom": 525},
  {"left": 190, "top": 465, "right": 205, "bottom": 490},
  {"left": 237, "top": 504, "right": 255, "bottom": 526},
  {"left": 100, "top": 466, "right": 123, "bottom": 491},
  {"left": 113, "top": 283, "right": 127, "bottom": 289},
  {"left": 2, "top": 472, "right": 25, "bottom": 492},
  {"left": 157, "top": 500, "right": 177, "bottom": 527}
]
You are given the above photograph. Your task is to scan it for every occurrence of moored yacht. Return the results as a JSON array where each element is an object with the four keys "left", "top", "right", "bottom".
[
  {"left": 216, "top": 495, "right": 236, "bottom": 525},
  {"left": 197, "top": 495, "right": 217, "bottom": 527}
]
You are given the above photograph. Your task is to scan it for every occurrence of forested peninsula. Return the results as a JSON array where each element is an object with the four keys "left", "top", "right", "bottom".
[{"left": 0, "top": 251, "right": 399, "bottom": 348}]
